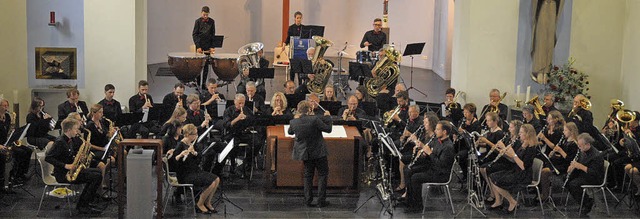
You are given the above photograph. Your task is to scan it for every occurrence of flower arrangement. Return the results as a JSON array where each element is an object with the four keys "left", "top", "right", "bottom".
[{"left": 545, "top": 58, "right": 590, "bottom": 103}]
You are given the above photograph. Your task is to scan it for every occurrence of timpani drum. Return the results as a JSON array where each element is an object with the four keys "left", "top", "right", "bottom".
[
  {"left": 211, "top": 53, "right": 240, "bottom": 82},
  {"left": 356, "top": 50, "right": 373, "bottom": 63},
  {"left": 167, "top": 52, "right": 207, "bottom": 84}
]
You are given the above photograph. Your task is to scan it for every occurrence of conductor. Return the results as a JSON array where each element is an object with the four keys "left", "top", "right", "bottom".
[{"left": 288, "top": 100, "right": 332, "bottom": 207}]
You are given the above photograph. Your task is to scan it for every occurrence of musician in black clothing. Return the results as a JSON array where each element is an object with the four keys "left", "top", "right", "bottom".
[
  {"left": 283, "top": 80, "right": 304, "bottom": 112},
  {"left": 159, "top": 107, "right": 187, "bottom": 137},
  {"left": 26, "top": 97, "right": 56, "bottom": 150},
  {"left": 569, "top": 95, "right": 606, "bottom": 151},
  {"left": 222, "top": 94, "right": 256, "bottom": 176},
  {"left": 245, "top": 81, "right": 266, "bottom": 115},
  {"left": 539, "top": 122, "right": 579, "bottom": 201},
  {"left": 621, "top": 114, "right": 640, "bottom": 195},
  {"left": 97, "top": 84, "right": 122, "bottom": 122},
  {"left": 397, "top": 112, "right": 435, "bottom": 193},
  {"left": 541, "top": 93, "right": 558, "bottom": 119},
  {"left": 128, "top": 80, "right": 153, "bottom": 138},
  {"left": 442, "top": 88, "right": 463, "bottom": 125},
  {"left": 387, "top": 91, "right": 410, "bottom": 140},
  {"left": 174, "top": 124, "right": 220, "bottom": 214},
  {"left": 46, "top": 118, "right": 103, "bottom": 215},
  {"left": 360, "top": 18, "right": 387, "bottom": 52},
  {"left": 566, "top": 133, "right": 605, "bottom": 217},
  {"left": 0, "top": 98, "right": 31, "bottom": 185},
  {"left": 487, "top": 124, "right": 539, "bottom": 214},
  {"left": 57, "top": 88, "right": 89, "bottom": 122},
  {"left": 375, "top": 84, "right": 396, "bottom": 116},
  {"left": 339, "top": 96, "right": 367, "bottom": 121},
  {"left": 476, "top": 112, "right": 506, "bottom": 202},
  {"left": 455, "top": 103, "right": 482, "bottom": 178},
  {"left": 404, "top": 121, "right": 456, "bottom": 212},
  {"left": 86, "top": 104, "right": 114, "bottom": 190},
  {"left": 479, "top": 89, "right": 508, "bottom": 126},
  {"left": 267, "top": 92, "right": 293, "bottom": 119},
  {"left": 192, "top": 6, "right": 216, "bottom": 90},
  {"left": 200, "top": 78, "right": 226, "bottom": 118},
  {"left": 307, "top": 94, "right": 325, "bottom": 116},
  {"left": 522, "top": 105, "right": 543, "bottom": 133},
  {"left": 285, "top": 11, "right": 304, "bottom": 45},
  {"left": 185, "top": 94, "right": 211, "bottom": 136},
  {"left": 538, "top": 110, "right": 564, "bottom": 153},
  {"left": 162, "top": 83, "right": 187, "bottom": 110}
]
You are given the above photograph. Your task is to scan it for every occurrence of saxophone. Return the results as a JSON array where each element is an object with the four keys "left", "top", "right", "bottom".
[
  {"left": 365, "top": 45, "right": 401, "bottom": 97},
  {"left": 104, "top": 117, "right": 123, "bottom": 145},
  {"left": 66, "top": 129, "right": 94, "bottom": 182},
  {"left": 307, "top": 36, "right": 334, "bottom": 94}
]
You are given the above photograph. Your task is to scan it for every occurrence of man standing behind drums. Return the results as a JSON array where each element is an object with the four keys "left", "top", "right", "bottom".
[
  {"left": 192, "top": 6, "right": 216, "bottom": 90},
  {"left": 285, "top": 11, "right": 304, "bottom": 45},
  {"left": 360, "top": 18, "right": 387, "bottom": 52}
]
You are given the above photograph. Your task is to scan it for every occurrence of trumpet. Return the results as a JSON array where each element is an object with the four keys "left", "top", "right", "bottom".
[{"left": 383, "top": 105, "right": 401, "bottom": 127}]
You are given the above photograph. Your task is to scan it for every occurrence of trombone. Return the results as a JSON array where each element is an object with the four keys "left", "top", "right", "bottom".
[{"left": 478, "top": 92, "right": 507, "bottom": 125}]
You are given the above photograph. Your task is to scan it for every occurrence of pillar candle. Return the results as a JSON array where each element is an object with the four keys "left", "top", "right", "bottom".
[
  {"left": 516, "top": 85, "right": 521, "bottom": 100},
  {"left": 525, "top": 86, "right": 531, "bottom": 102}
]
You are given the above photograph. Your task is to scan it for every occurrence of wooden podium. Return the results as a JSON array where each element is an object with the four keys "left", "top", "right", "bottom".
[{"left": 264, "top": 125, "right": 361, "bottom": 192}]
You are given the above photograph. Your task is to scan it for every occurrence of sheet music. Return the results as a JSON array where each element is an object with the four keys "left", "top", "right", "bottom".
[
  {"left": 141, "top": 108, "right": 149, "bottom": 122},
  {"left": 218, "top": 139, "right": 234, "bottom": 163},
  {"left": 283, "top": 125, "right": 347, "bottom": 138},
  {"left": 102, "top": 130, "right": 119, "bottom": 160},
  {"left": 441, "top": 104, "right": 447, "bottom": 118},
  {"left": 197, "top": 125, "right": 215, "bottom": 143}
]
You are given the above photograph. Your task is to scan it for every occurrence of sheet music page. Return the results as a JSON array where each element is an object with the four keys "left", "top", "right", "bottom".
[
  {"left": 141, "top": 108, "right": 149, "bottom": 122},
  {"left": 283, "top": 125, "right": 347, "bottom": 138}
]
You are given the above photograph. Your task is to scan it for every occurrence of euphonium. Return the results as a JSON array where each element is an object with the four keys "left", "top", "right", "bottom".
[
  {"left": 365, "top": 45, "right": 400, "bottom": 97},
  {"left": 307, "top": 36, "right": 334, "bottom": 94},
  {"left": 383, "top": 105, "right": 401, "bottom": 127},
  {"left": 617, "top": 110, "right": 637, "bottom": 137},
  {"left": 568, "top": 98, "right": 592, "bottom": 119},
  {"left": 526, "top": 96, "right": 546, "bottom": 119},
  {"left": 237, "top": 42, "right": 264, "bottom": 80},
  {"left": 66, "top": 129, "right": 94, "bottom": 182}
]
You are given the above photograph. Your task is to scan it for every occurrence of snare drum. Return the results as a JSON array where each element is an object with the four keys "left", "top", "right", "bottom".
[
  {"left": 167, "top": 52, "right": 207, "bottom": 84},
  {"left": 356, "top": 50, "right": 372, "bottom": 63},
  {"left": 211, "top": 53, "right": 240, "bottom": 82}
]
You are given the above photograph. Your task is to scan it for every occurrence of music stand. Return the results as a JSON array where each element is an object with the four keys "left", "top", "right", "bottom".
[
  {"left": 402, "top": 43, "right": 428, "bottom": 99},
  {"left": 302, "top": 25, "right": 325, "bottom": 38},
  {"left": 197, "top": 125, "right": 216, "bottom": 144},
  {"left": 5, "top": 124, "right": 30, "bottom": 146},
  {"left": 213, "top": 139, "right": 243, "bottom": 216},
  {"left": 116, "top": 112, "right": 144, "bottom": 127},
  {"left": 248, "top": 68, "right": 275, "bottom": 79},
  {"left": 102, "top": 131, "right": 119, "bottom": 161},
  {"left": 319, "top": 101, "right": 342, "bottom": 116},
  {"left": 212, "top": 35, "right": 224, "bottom": 48}
]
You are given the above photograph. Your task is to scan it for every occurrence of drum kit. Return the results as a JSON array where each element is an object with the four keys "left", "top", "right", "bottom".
[{"left": 355, "top": 50, "right": 380, "bottom": 65}]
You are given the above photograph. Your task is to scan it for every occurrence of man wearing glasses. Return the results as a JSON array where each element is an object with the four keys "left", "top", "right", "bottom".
[{"left": 359, "top": 18, "right": 387, "bottom": 52}]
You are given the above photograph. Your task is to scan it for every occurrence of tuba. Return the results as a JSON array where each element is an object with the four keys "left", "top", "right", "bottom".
[
  {"left": 66, "top": 129, "right": 94, "bottom": 182},
  {"left": 526, "top": 96, "right": 546, "bottom": 119},
  {"left": 365, "top": 45, "right": 401, "bottom": 97},
  {"left": 307, "top": 36, "right": 334, "bottom": 94},
  {"left": 237, "top": 42, "right": 264, "bottom": 81}
]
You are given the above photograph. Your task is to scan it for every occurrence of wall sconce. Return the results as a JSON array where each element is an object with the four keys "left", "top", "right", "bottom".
[{"left": 48, "top": 11, "right": 57, "bottom": 26}]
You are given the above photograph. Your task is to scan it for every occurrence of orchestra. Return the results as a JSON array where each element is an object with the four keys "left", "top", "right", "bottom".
[{"left": 0, "top": 6, "right": 635, "bottom": 218}]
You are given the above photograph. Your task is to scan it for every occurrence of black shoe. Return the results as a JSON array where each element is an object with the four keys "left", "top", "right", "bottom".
[
  {"left": 488, "top": 203, "right": 503, "bottom": 211},
  {"left": 580, "top": 199, "right": 593, "bottom": 217},
  {"left": 77, "top": 206, "right": 103, "bottom": 215},
  {"left": 206, "top": 206, "right": 218, "bottom": 213},
  {"left": 318, "top": 201, "right": 330, "bottom": 208},
  {"left": 500, "top": 204, "right": 516, "bottom": 215},
  {"left": 305, "top": 202, "right": 316, "bottom": 207},
  {"left": 195, "top": 206, "right": 212, "bottom": 214}
]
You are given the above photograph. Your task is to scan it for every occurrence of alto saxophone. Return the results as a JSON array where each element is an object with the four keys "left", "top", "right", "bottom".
[{"left": 66, "top": 129, "right": 94, "bottom": 182}]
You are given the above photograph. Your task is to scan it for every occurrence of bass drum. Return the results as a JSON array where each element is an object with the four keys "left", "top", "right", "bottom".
[
  {"left": 212, "top": 53, "right": 240, "bottom": 82},
  {"left": 167, "top": 52, "right": 207, "bottom": 84}
]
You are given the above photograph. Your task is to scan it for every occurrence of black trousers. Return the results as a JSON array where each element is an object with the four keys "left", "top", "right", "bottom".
[
  {"left": 303, "top": 156, "right": 328, "bottom": 204},
  {"left": 56, "top": 168, "right": 102, "bottom": 208},
  {"left": 0, "top": 152, "right": 6, "bottom": 185},
  {"left": 567, "top": 175, "right": 599, "bottom": 202},
  {"left": 11, "top": 146, "right": 33, "bottom": 178}
]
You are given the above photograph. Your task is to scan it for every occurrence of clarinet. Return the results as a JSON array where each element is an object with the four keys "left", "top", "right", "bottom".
[
  {"left": 563, "top": 150, "right": 581, "bottom": 189},
  {"left": 537, "top": 144, "right": 560, "bottom": 175},
  {"left": 549, "top": 135, "right": 566, "bottom": 157},
  {"left": 401, "top": 125, "right": 424, "bottom": 150},
  {"left": 484, "top": 133, "right": 510, "bottom": 159},
  {"left": 487, "top": 136, "right": 518, "bottom": 167},
  {"left": 408, "top": 134, "right": 435, "bottom": 170}
]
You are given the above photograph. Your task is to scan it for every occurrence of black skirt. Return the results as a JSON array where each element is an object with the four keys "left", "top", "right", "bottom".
[{"left": 182, "top": 171, "right": 218, "bottom": 190}]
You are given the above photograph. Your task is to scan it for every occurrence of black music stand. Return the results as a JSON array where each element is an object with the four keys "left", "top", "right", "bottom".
[
  {"left": 319, "top": 101, "right": 342, "bottom": 116},
  {"left": 402, "top": 43, "right": 428, "bottom": 99},
  {"left": 213, "top": 139, "right": 243, "bottom": 216},
  {"left": 302, "top": 25, "right": 325, "bottom": 38},
  {"left": 212, "top": 35, "right": 224, "bottom": 48},
  {"left": 115, "top": 112, "right": 144, "bottom": 127},
  {"left": 100, "top": 131, "right": 119, "bottom": 201}
]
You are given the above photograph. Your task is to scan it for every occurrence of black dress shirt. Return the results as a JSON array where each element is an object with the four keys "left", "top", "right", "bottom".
[
  {"left": 26, "top": 112, "right": 52, "bottom": 138},
  {"left": 360, "top": 30, "right": 387, "bottom": 52},
  {"left": 128, "top": 93, "right": 154, "bottom": 113},
  {"left": 46, "top": 135, "right": 82, "bottom": 180},
  {"left": 186, "top": 108, "right": 207, "bottom": 135},
  {"left": 0, "top": 113, "right": 10, "bottom": 143},
  {"left": 200, "top": 92, "right": 226, "bottom": 118},
  {"left": 246, "top": 94, "right": 266, "bottom": 115},
  {"left": 87, "top": 119, "right": 110, "bottom": 148},
  {"left": 57, "top": 101, "right": 89, "bottom": 121},
  {"left": 98, "top": 98, "right": 122, "bottom": 122},
  {"left": 192, "top": 17, "right": 216, "bottom": 50},
  {"left": 222, "top": 106, "right": 254, "bottom": 138},
  {"left": 162, "top": 93, "right": 188, "bottom": 110},
  {"left": 285, "top": 24, "right": 304, "bottom": 45}
]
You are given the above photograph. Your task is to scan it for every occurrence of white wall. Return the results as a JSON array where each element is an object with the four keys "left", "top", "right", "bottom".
[
  {"left": 432, "top": 0, "right": 454, "bottom": 80},
  {"left": 27, "top": 0, "right": 85, "bottom": 88},
  {"left": 569, "top": 0, "right": 625, "bottom": 124},
  {"left": 621, "top": 0, "right": 640, "bottom": 111},
  {"left": 147, "top": 0, "right": 436, "bottom": 69},
  {"left": 0, "top": 0, "right": 29, "bottom": 124},
  {"left": 451, "top": 0, "right": 520, "bottom": 107}
]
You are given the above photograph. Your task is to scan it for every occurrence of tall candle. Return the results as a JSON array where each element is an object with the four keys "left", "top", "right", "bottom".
[
  {"left": 13, "top": 90, "right": 18, "bottom": 104},
  {"left": 516, "top": 85, "right": 521, "bottom": 100},
  {"left": 525, "top": 86, "right": 531, "bottom": 102}
]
